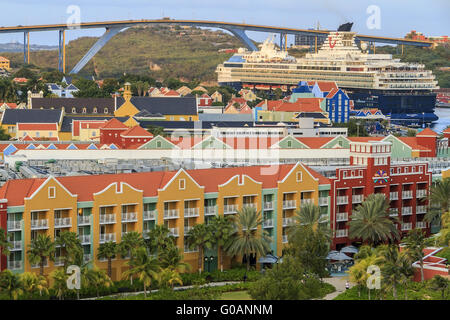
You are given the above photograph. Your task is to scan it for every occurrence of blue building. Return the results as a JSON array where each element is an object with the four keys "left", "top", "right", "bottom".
[{"left": 325, "top": 88, "right": 350, "bottom": 123}]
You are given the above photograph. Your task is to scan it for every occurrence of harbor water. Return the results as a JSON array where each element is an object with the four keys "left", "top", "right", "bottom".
[{"left": 431, "top": 107, "right": 450, "bottom": 133}]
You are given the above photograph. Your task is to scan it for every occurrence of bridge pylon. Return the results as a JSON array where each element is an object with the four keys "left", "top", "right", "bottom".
[
  {"left": 58, "top": 30, "right": 66, "bottom": 73},
  {"left": 23, "top": 32, "right": 30, "bottom": 64}
]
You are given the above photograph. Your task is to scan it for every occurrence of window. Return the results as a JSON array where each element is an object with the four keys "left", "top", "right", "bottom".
[
  {"left": 48, "top": 187, "right": 56, "bottom": 198},
  {"left": 82, "top": 108, "right": 87, "bottom": 114},
  {"left": 104, "top": 108, "right": 108, "bottom": 114},
  {"left": 156, "top": 141, "right": 162, "bottom": 148},
  {"left": 287, "top": 140, "right": 292, "bottom": 148},
  {"left": 179, "top": 179, "right": 185, "bottom": 190},
  {"left": 296, "top": 171, "right": 302, "bottom": 182},
  {"left": 72, "top": 108, "right": 76, "bottom": 114},
  {"left": 343, "top": 171, "right": 348, "bottom": 178},
  {"left": 93, "top": 108, "right": 97, "bottom": 114},
  {"left": 49, "top": 132, "right": 53, "bottom": 137},
  {"left": 36, "top": 132, "right": 40, "bottom": 137},
  {"left": 92, "top": 131, "right": 96, "bottom": 137}
]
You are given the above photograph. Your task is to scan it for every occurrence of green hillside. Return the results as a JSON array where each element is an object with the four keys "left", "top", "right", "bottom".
[{"left": 1, "top": 25, "right": 242, "bottom": 81}]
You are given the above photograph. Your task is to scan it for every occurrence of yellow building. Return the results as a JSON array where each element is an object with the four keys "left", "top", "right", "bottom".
[
  {"left": 0, "top": 163, "right": 330, "bottom": 280},
  {"left": 16, "top": 123, "right": 59, "bottom": 141},
  {"left": 0, "top": 56, "right": 10, "bottom": 70}
]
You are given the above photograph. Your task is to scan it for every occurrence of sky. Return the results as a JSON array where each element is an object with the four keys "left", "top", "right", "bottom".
[{"left": 0, "top": 0, "right": 448, "bottom": 46}]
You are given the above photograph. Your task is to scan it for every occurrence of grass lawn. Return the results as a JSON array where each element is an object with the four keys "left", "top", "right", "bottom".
[{"left": 220, "top": 291, "right": 252, "bottom": 300}]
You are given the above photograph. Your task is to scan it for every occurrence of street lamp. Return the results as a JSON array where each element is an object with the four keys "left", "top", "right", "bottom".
[{"left": 422, "top": 112, "right": 425, "bottom": 128}]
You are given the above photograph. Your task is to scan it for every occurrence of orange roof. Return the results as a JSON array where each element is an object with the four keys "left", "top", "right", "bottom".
[
  {"left": 315, "top": 81, "right": 338, "bottom": 93},
  {"left": 80, "top": 122, "right": 107, "bottom": 130},
  {"left": 13, "top": 77, "right": 28, "bottom": 83},
  {"left": 17, "top": 123, "right": 58, "bottom": 131},
  {"left": 3, "top": 103, "right": 17, "bottom": 109},
  {"left": 99, "top": 118, "right": 128, "bottom": 130},
  {"left": 398, "top": 137, "right": 431, "bottom": 151},
  {"left": 0, "top": 56, "right": 9, "bottom": 62},
  {"left": 443, "top": 127, "right": 450, "bottom": 134},
  {"left": 120, "top": 126, "right": 153, "bottom": 138},
  {"left": 163, "top": 90, "right": 181, "bottom": 97},
  {"left": 296, "top": 137, "right": 334, "bottom": 149},
  {"left": 347, "top": 137, "right": 384, "bottom": 142},
  {"left": 416, "top": 128, "right": 438, "bottom": 137}
]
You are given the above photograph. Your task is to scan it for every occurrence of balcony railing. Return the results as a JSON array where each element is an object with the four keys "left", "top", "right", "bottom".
[
  {"left": 390, "top": 192, "right": 398, "bottom": 200},
  {"left": 31, "top": 260, "right": 48, "bottom": 269},
  {"left": 389, "top": 208, "right": 399, "bottom": 216},
  {"left": 282, "top": 200, "right": 296, "bottom": 209},
  {"left": 402, "top": 207, "right": 412, "bottom": 216},
  {"left": 282, "top": 217, "right": 294, "bottom": 227},
  {"left": 77, "top": 216, "right": 90, "bottom": 226},
  {"left": 54, "top": 217, "right": 72, "bottom": 228},
  {"left": 223, "top": 204, "right": 238, "bottom": 215},
  {"left": 164, "top": 209, "right": 179, "bottom": 219},
  {"left": 30, "top": 219, "right": 48, "bottom": 230},
  {"left": 204, "top": 206, "right": 217, "bottom": 216},
  {"left": 416, "top": 189, "right": 427, "bottom": 198},
  {"left": 401, "top": 222, "right": 412, "bottom": 231},
  {"left": 184, "top": 207, "right": 200, "bottom": 218},
  {"left": 416, "top": 206, "right": 427, "bottom": 214},
  {"left": 9, "top": 241, "right": 22, "bottom": 251},
  {"left": 7, "top": 221, "right": 21, "bottom": 231},
  {"left": 319, "top": 197, "right": 328, "bottom": 206},
  {"left": 402, "top": 190, "right": 413, "bottom": 199},
  {"left": 99, "top": 214, "right": 116, "bottom": 224},
  {"left": 336, "top": 196, "right": 348, "bottom": 205},
  {"left": 301, "top": 199, "right": 313, "bottom": 206},
  {"left": 335, "top": 229, "right": 348, "bottom": 238},
  {"left": 7, "top": 260, "right": 22, "bottom": 270},
  {"left": 143, "top": 210, "right": 156, "bottom": 220},
  {"left": 416, "top": 221, "right": 427, "bottom": 229},
  {"left": 169, "top": 228, "right": 179, "bottom": 237},
  {"left": 79, "top": 234, "right": 90, "bottom": 244},
  {"left": 263, "top": 219, "right": 274, "bottom": 228},
  {"left": 336, "top": 212, "right": 348, "bottom": 222},
  {"left": 263, "top": 201, "right": 274, "bottom": 210},
  {"left": 99, "top": 233, "right": 116, "bottom": 243},
  {"left": 282, "top": 235, "right": 288, "bottom": 243},
  {"left": 352, "top": 194, "right": 364, "bottom": 204},
  {"left": 184, "top": 226, "right": 194, "bottom": 234},
  {"left": 242, "top": 203, "right": 257, "bottom": 209},
  {"left": 54, "top": 257, "right": 65, "bottom": 267},
  {"left": 83, "top": 254, "right": 91, "bottom": 263},
  {"left": 121, "top": 212, "right": 138, "bottom": 223}
]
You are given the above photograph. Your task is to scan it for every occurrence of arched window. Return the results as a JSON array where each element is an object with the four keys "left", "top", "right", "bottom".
[
  {"left": 93, "top": 107, "right": 97, "bottom": 114},
  {"left": 104, "top": 108, "right": 108, "bottom": 114},
  {"left": 82, "top": 108, "right": 87, "bottom": 114},
  {"left": 72, "top": 107, "right": 76, "bottom": 114}
]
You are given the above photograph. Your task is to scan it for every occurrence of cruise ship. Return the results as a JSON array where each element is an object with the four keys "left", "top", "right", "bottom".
[{"left": 216, "top": 31, "right": 440, "bottom": 123}]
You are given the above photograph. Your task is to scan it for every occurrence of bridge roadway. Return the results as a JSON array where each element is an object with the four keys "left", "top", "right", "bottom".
[{"left": 0, "top": 19, "right": 433, "bottom": 74}]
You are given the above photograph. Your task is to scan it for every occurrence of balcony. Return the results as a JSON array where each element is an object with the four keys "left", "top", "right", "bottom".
[
  {"left": 263, "top": 201, "right": 274, "bottom": 210},
  {"left": 282, "top": 235, "right": 288, "bottom": 243},
  {"left": 54, "top": 217, "right": 72, "bottom": 228},
  {"left": 169, "top": 227, "right": 179, "bottom": 237},
  {"left": 164, "top": 209, "right": 179, "bottom": 219},
  {"left": 143, "top": 210, "right": 156, "bottom": 220},
  {"left": 335, "top": 229, "right": 348, "bottom": 238},
  {"left": 7, "top": 221, "right": 21, "bottom": 231},
  {"left": 282, "top": 200, "right": 296, "bottom": 210},
  {"left": 122, "top": 212, "right": 138, "bottom": 223},
  {"left": 30, "top": 219, "right": 48, "bottom": 230},
  {"left": 184, "top": 225, "right": 194, "bottom": 234},
  {"left": 242, "top": 203, "right": 257, "bottom": 209},
  {"left": 204, "top": 206, "right": 217, "bottom": 216},
  {"left": 336, "top": 196, "right": 348, "bottom": 205},
  {"left": 83, "top": 254, "right": 91, "bottom": 263},
  {"left": 184, "top": 207, "right": 200, "bottom": 218},
  {"left": 7, "top": 260, "right": 22, "bottom": 270},
  {"left": 402, "top": 190, "right": 413, "bottom": 199},
  {"left": 401, "top": 222, "right": 412, "bottom": 231},
  {"left": 416, "top": 189, "right": 427, "bottom": 198},
  {"left": 54, "top": 257, "right": 65, "bottom": 267},
  {"left": 390, "top": 192, "right": 398, "bottom": 200},
  {"left": 282, "top": 217, "right": 294, "bottom": 227},
  {"left": 79, "top": 234, "right": 90, "bottom": 245},
  {"left": 319, "top": 197, "right": 328, "bottom": 206},
  {"left": 402, "top": 207, "right": 412, "bottom": 216},
  {"left": 416, "top": 206, "right": 427, "bottom": 214},
  {"left": 184, "top": 244, "right": 198, "bottom": 253},
  {"left": 389, "top": 208, "right": 399, "bottom": 216},
  {"left": 263, "top": 219, "right": 274, "bottom": 228},
  {"left": 301, "top": 199, "right": 313, "bottom": 206},
  {"left": 223, "top": 204, "right": 238, "bottom": 215},
  {"left": 352, "top": 194, "right": 364, "bottom": 204},
  {"left": 9, "top": 241, "right": 22, "bottom": 251},
  {"left": 31, "top": 260, "right": 48, "bottom": 269},
  {"left": 336, "top": 212, "right": 348, "bottom": 222},
  {"left": 99, "top": 214, "right": 116, "bottom": 224},
  {"left": 99, "top": 233, "right": 116, "bottom": 243},
  {"left": 77, "top": 216, "right": 90, "bottom": 226},
  {"left": 416, "top": 221, "right": 427, "bottom": 229}
]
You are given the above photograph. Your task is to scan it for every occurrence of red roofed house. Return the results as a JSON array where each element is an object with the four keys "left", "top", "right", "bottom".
[
  {"left": 196, "top": 93, "right": 213, "bottom": 107},
  {"left": 415, "top": 128, "right": 438, "bottom": 157},
  {"left": 120, "top": 125, "right": 153, "bottom": 149},
  {"left": 99, "top": 118, "right": 129, "bottom": 145},
  {"left": 15, "top": 123, "right": 59, "bottom": 141},
  {"left": 72, "top": 119, "right": 108, "bottom": 141},
  {"left": 224, "top": 97, "right": 252, "bottom": 114}
]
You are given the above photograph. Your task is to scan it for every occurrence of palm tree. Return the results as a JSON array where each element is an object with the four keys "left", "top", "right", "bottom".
[
  {"left": 402, "top": 229, "right": 429, "bottom": 282},
  {"left": 27, "top": 234, "right": 55, "bottom": 276},
  {"left": 425, "top": 178, "right": 450, "bottom": 227},
  {"left": 159, "top": 267, "right": 183, "bottom": 290},
  {"left": 186, "top": 223, "right": 214, "bottom": 273},
  {"left": 159, "top": 245, "right": 191, "bottom": 273},
  {"left": 96, "top": 242, "right": 117, "bottom": 279},
  {"left": 209, "top": 215, "right": 235, "bottom": 272},
  {"left": 54, "top": 231, "right": 83, "bottom": 269},
  {"left": 0, "top": 228, "right": 11, "bottom": 271},
  {"left": 294, "top": 202, "right": 329, "bottom": 231},
  {"left": 118, "top": 232, "right": 145, "bottom": 285},
  {"left": 347, "top": 253, "right": 378, "bottom": 299},
  {"left": 0, "top": 270, "right": 23, "bottom": 300},
  {"left": 82, "top": 267, "right": 112, "bottom": 298},
  {"left": 146, "top": 224, "right": 175, "bottom": 256},
  {"left": 50, "top": 268, "right": 68, "bottom": 300},
  {"left": 224, "top": 207, "right": 271, "bottom": 271},
  {"left": 122, "top": 247, "right": 160, "bottom": 298},
  {"left": 20, "top": 272, "right": 48, "bottom": 298},
  {"left": 398, "top": 255, "right": 414, "bottom": 300},
  {"left": 349, "top": 193, "right": 400, "bottom": 246},
  {"left": 430, "top": 275, "right": 449, "bottom": 299}
]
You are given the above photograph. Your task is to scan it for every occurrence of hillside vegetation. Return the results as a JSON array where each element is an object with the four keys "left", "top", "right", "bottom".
[{"left": 1, "top": 25, "right": 241, "bottom": 81}]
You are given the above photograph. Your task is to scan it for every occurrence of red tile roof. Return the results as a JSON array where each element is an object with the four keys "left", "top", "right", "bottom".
[
  {"left": 99, "top": 118, "right": 128, "bottom": 130},
  {"left": 296, "top": 137, "right": 334, "bottom": 149},
  {"left": 398, "top": 137, "right": 431, "bottom": 151},
  {"left": 120, "top": 126, "right": 153, "bottom": 138},
  {"left": 443, "top": 127, "right": 450, "bottom": 134},
  {"left": 416, "top": 128, "right": 438, "bottom": 137},
  {"left": 17, "top": 123, "right": 58, "bottom": 131}
]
